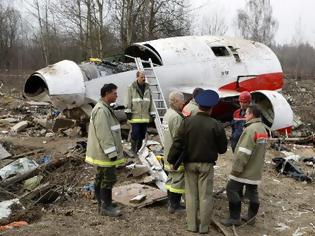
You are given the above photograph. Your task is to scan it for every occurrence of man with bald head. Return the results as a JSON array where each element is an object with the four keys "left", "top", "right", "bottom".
[{"left": 162, "top": 91, "right": 186, "bottom": 214}]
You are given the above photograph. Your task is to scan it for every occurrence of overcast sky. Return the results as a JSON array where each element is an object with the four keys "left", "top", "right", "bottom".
[{"left": 191, "top": 0, "right": 315, "bottom": 45}]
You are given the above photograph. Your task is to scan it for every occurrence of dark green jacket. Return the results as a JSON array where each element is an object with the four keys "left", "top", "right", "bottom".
[
  {"left": 167, "top": 112, "right": 228, "bottom": 165},
  {"left": 229, "top": 118, "right": 268, "bottom": 185}
]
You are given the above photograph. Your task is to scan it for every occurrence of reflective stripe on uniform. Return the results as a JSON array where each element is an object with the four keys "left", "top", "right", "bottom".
[
  {"left": 132, "top": 98, "right": 151, "bottom": 102},
  {"left": 104, "top": 146, "right": 116, "bottom": 154},
  {"left": 85, "top": 156, "right": 125, "bottom": 167},
  {"left": 132, "top": 98, "right": 143, "bottom": 102},
  {"left": 129, "top": 118, "right": 150, "bottom": 123},
  {"left": 111, "top": 124, "right": 121, "bottom": 131},
  {"left": 149, "top": 111, "right": 156, "bottom": 115},
  {"left": 229, "top": 175, "right": 261, "bottom": 185},
  {"left": 125, "top": 109, "right": 131, "bottom": 113},
  {"left": 238, "top": 147, "right": 252, "bottom": 155},
  {"left": 165, "top": 183, "right": 185, "bottom": 193},
  {"left": 165, "top": 183, "right": 171, "bottom": 190},
  {"left": 169, "top": 186, "right": 185, "bottom": 194}
]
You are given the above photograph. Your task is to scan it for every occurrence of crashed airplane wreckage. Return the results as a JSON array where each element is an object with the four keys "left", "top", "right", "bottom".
[
  {"left": 23, "top": 35, "right": 294, "bottom": 191},
  {"left": 24, "top": 35, "right": 293, "bottom": 135}
]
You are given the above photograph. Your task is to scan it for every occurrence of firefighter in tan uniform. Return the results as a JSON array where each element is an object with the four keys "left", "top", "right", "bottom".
[
  {"left": 124, "top": 71, "right": 155, "bottom": 155},
  {"left": 162, "top": 91, "right": 185, "bottom": 214},
  {"left": 222, "top": 105, "right": 268, "bottom": 226},
  {"left": 85, "top": 83, "right": 125, "bottom": 217},
  {"left": 168, "top": 90, "right": 228, "bottom": 234}
]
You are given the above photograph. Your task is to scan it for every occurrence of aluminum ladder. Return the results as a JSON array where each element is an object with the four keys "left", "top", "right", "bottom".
[{"left": 134, "top": 57, "right": 168, "bottom": 146}]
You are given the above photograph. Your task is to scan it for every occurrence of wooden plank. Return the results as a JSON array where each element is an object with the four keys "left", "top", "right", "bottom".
[
  {"left": 112, "top": 183, "right": 167, "bottom": 208},
  {"left": 10, "top": 148, "right": 45, "bottom": 160}
]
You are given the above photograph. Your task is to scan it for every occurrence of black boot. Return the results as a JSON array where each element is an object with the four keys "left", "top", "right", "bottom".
[
  {"left": 136, "top": 139, "right": 143, "bottom": 152},
  {"left": 130, "top": 139, "right": 138, "bottom": 157},
  {"left": 242, "top": 202, "right": 259, "bottom": 225},
  {"left": 94, "top": 183, "right": 101, "bottom": 213},
  {"left": 168, "top": 192, "right": 185, "bottom": 214},
  {"left": 221, "top": 202, "right": 242, "bottom": 227},
  {"left": 100, "top": 188, "right": 122, "bottom": 217}
]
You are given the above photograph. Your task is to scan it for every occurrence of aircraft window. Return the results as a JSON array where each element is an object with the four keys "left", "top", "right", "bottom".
[{"left": 211, "top": 46, "right": 230, "bottom": 57}]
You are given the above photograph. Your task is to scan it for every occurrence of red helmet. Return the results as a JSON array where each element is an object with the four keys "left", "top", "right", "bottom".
[{"left": 239, "top": 91, "right": 251, "bottom": 103}]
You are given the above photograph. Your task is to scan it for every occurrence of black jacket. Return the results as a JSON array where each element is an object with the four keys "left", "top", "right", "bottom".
[{"left": 167, "top": 112, "right": 228, "bottom": 165}]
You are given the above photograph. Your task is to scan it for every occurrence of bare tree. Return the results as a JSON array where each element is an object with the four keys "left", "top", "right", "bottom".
[
  {"left": 236, "top": 0, "right": 278, "bottom": 45},
  {"left": 0, "top": 4, "right": 21, "bottom": 70},
  {"left": 110, "top": 0, "right": 190, "bottom": 49},
  {"left": 200, "top": 13, "right": 228, "bottom": 36}
]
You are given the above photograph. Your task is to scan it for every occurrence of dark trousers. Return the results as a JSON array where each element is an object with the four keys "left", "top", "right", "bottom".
[
  {"left": 226, "top": 179, "right": 259, "bottom": 204},
  {"left": 95, "top": 166, "right": 117, "bottom": 189},
  {"left": 131, "top": 123, "right": 148, "bottom": 141}
]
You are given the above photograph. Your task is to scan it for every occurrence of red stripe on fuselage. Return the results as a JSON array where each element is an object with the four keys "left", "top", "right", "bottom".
[{"left": 219, "top": 72, "right": 284, "bottom": 92}]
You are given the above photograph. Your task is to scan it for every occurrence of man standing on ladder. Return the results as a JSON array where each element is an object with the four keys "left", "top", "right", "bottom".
[
  {"left": 162, "top": 91, "right": 186, "bottom": 214},
  {"left": 124, "top": 71, "right": 155, "bottom": 156}
]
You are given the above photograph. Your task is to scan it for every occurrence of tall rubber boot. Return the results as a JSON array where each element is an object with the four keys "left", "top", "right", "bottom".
[
  {"left": 242, "top": 202, "right": 259, "bottom": 225},
  {"left": 168, "top": 192, "right": 185, "bottom": 214},
  {"left": 221, "top": 202, "right": 242, "bottom": 227},
  {"left": 130, "top": 139, "right": 138, "bottom": 157},
  {"left": 94, "top": 183, "right": 101, "bottom": 213},
  {"left": 99, "top": 188, "right": 122, "bottom": 217},
  {"left": 168, "top": 192, "right": 176, "bottom": 214},
  {"left": 136, "top": 139, "right": 143, "bottom": 152}
]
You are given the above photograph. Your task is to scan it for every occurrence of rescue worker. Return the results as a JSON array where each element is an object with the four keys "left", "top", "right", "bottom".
[
  {"left": 85, "top": 83, "right": 125, "bottom": 217},
  {"left": 124, "top": 71, "right": 155, "bottom": 155},
  {"left": 230, "top": 91, "right": 252, "bottom": 152},
  {"left": 168, "top": 90, "right": 228, "bottom": 234},
  {"left": 182, "top": 87, "right": 204, "bottom": 117},
  {"left": 162, "top": 91, "right": 186, "bottom": 214},
  {"left": 222, "top": 104, "right": 268, "bottom": 226}
]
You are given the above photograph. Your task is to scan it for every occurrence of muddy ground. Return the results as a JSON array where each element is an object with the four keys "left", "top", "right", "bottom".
[{"left": 0, "top": 73, "right": 314, "bottom": 236}]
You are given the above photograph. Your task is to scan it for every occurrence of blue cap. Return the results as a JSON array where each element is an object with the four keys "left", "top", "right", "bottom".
[{"left": 195, "top": 89, "right": 219, "bottom": 108}]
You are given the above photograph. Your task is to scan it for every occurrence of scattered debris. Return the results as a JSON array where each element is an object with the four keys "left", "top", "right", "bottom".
[
  {"left": 52, "top": 118, "right": 76, "bottom": 132},
  {"left": 113, "top": 183, "right": 167, "bottom": 208},
  {"left": 138, "top": 144, "right": 167, "bottom": 191},
  {"left": 23, "top": 175, "right": 43, "bottom": 191},
  {"left": 292, "top": 227, "right": 307, "bottom": 236},
  {"left": 0, "top": 158, "right": 38, "bottom": 181},
  {"left": 274, "top": 222, "right": 290, "bottom": 232},
  {"left": 129, "top": 194, "right": 146, "bottom": 204},
  {"left": 0, "top": 220, "right": 28, "bottom": 231},
  {"left": 0, "top": 143, "right": 11, "bottom": 160},
  {"left": 272, "top": 157, "right": 313, "bottom": 183},
  {"left": 126, "top": 164, "right": 150, "bottom": 177},
  {"left": 0, "top": 199, "right": 21, "bottom": 220},
  {"left": 11, "top": 121, "right": 29, "bottom": 133}
]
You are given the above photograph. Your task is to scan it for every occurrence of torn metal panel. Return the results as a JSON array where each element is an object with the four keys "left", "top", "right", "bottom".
[
  {"left": 23, "top": 36, "right": 294, "bottom": 133},
  {"left": 0, "top": 144, "right": 11, "bottom": 160},
  {"left": 138, "top": 146, "right": 167, "bottom": 191},
  {"left": 112, "top": 183, "right": 167, "bottom": 208}
]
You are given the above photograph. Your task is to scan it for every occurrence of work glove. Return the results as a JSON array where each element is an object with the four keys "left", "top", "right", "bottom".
[{"left": 126, "top": 113, "right": 132, "bottom": 120}]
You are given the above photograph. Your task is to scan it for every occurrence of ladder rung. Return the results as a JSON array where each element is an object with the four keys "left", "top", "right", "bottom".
[
  {"left": 149, "top": 84, "right": 158, "bottom": 86},
  {"left": 151, "top": 91, "right": 161, "bottom": 94},
  {"left": 156, "top": 107, "right": 166, "bottom": 110},
  {"left": 154, "top": 99, "right": 164, "bottom": 102}
]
